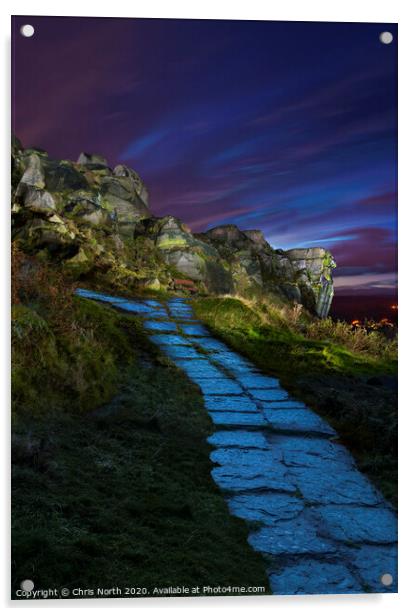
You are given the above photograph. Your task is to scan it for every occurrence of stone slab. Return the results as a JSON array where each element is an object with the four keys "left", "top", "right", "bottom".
[
  {"left": 180, "top": 324, "right": 211, "bottom": 337},
  {"left": 116, "top": 301, "right": 155, "bottom": 314},
  {"left": 262, "top": 400, "right": 309, "bottom": 410},
  {"left": 208, "top": 412, "right": 267, "bottom": 427},
  {"left": 204, "top": 395, "right": 259, "bottom": 412},
  {"left": 249, "top": 389, "right": 290, "bottom": 402},
  {"left": 175, "top": 360, "right": 225, "bottom": 379},
  {"left": 160, "top": 345, "right": 204, "bottom": 360},
  {"left": 193, "top": 378, "right": 244, "bottom": 395},
  {"left": 149, "top": 334, "right": 192, "bottom": 346},
  {"left": 210, "top": 446, "right": 277, "bottom": 469},
  {"left": 265, "top": 408, "right": 336, "bottom": 436},
  {"left": 237, "top": 374, "right": 281, "bottom": 389},
  {"left": 207, "top": 430, "right": 269, "bottom": 449},
  {"left": 192, "top": 338, "right": 230, "bottom": 353},
  {"left": 289, "top": 467, "right": 383, "bottom": 506},
  {"left": 212, "top": 465, "right": 296, "bottom": 494},
  {"left": 228, "top": 492, "right": 304, "bottom": 524},
  {"left": 317, "top": 504, "right": 397, "bottom": 544},
  {"left": 346, "top": 544, "right": 398, "bottom": 592},
  {"left": 269, "top": 561, "right": 363, "bottom": 595},
  {"left": 143, "top": 320, "right": 178, "bottom": 332},
  {"left": 249, "top": 516, "right": 337, "bottom": 556},
  {"left": 271, "top": 435, "right": 355, "bottom": 471}
]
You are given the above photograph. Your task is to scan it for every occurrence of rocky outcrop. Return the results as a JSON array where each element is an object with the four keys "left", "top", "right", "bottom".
[
  {"left": 11, "top": 138, "right": 335, "bottom": 316},
  {"left": 136, "top": 216, "right": 233, "bottom": 295},
  {"left": 12, "top": 143, "right": 150, "bottom": 240},
  {"left": 283, "top": 248, "right": 336, "bottom": 319},
  {"left": 199, "top": 225, "right": 336, "bottom": 318}
]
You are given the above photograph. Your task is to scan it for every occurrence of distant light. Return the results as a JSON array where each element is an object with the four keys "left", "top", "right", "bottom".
[
  {"left": 391, "top": 304, "right": 398, "bottom": 310},
  {"left": 380, "top": 318, "right": 393, "bottom": 327}
]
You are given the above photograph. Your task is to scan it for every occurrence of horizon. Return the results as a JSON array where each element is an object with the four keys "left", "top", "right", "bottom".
[{"left": 12, "top": 16, "right": 397, "bottom": 300}]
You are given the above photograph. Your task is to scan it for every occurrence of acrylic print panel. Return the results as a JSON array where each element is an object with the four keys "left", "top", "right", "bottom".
[{"left": 11, "top": 16, "right": 398, "bottom": 600}]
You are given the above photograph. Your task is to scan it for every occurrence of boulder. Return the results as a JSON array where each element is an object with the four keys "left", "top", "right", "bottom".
[
  {"left": 15, "top": 153, "right": 46, "bottom": 194},
  {"left": 113, "top": 164, "right": 140, "bottom": 179},
  {"left": 44, "top": 160, "right": 89, "bottom": 192},
  {"left": 22, "top": 187, "right": 56, "bottom": 215},
  {"left": 77, "top": 152, "right": 108, "bottom": 166},
  {"left": 202, "top": 225, "right": 274, "bottom": 255},
  {"left": 243, "top": 229, "right": 269, "bottom": 248},
  {"left": 63, "top": 192, "right": 114, "bottom": 229},
  {"left": 14, "top": 154, "right": 57, "bottom": 215},
  {"left": 101, "top": 176, "right": 138, "bottom": 202},
  {"left": 145, "top": 217, "right": 233, "bottom": 294},
  {"left": 284, "top": 248, "right": 336, "bottom": 318},
  {"left": 200, "top": 225, "right": 336, "bottom": 317},
  {"left": 204, "top": 224, "right": 245, "bottom": 244},
  {"left": 113, "top": 164, "right": 149, "bottom": 207},
  {"left": 14, "top": 215, "right": 79, "bottom": 258},
  {"left": 164, "top": 250, "right": 206, "bottom": 281},
  {"left": 153, "top": 217, "right": 206, "bottom": 251},
  {"left": 199, "top": 224, "right": 273, "bottom": 294},
  {"left": 99, "top": 176, "right": 151, "bottom": 237},
  {"left": 143, "top": 277, "right": 161, "bottom": 291},
  {"left": 76, "top": 153, "right": 112, "bottom": 173}
]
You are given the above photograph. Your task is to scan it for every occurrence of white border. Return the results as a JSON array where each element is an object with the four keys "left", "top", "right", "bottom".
[{"left": 2, "top": 1, "right": 413, "bottom": 614}]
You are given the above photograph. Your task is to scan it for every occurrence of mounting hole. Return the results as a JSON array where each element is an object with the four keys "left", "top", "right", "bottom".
[
  {"left": 381, "top": 573, "right": 393, "bottom": 586},
  {"left": 20, "top": 579, "right": 34, "bottom": 592},
  {"left": 20, "top": 24, "right": 34, "bottom": 38},
  {"left": 379, "top": 31, "right": 393, "bottom": 45}
]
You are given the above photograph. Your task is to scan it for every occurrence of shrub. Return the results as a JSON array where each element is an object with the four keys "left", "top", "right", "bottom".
[
  {"left": 305, "top": 317, "right": 397, "bottom": 362},
  {"left": 11, "top": 243, "right": 137, "bottom": 417},
  {"left": 12, "top": 243, "right": 76, "bottom": 336}
]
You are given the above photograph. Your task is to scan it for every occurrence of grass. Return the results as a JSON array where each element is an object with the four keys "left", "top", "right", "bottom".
[
  {"left": 11, "top": 250, "right": 269, "bottom": 598},
  {"left": 11, "top": 244, "right": 138, "bottom": 418},
  {"left": 12, "top": 298, "right": 136, "bottom": 418},
  {"left": 192, "top": 296, "right": 398, "bottom": 506},
  {"left": 192, "top": 296, "right": 397, "bottom": 376}
]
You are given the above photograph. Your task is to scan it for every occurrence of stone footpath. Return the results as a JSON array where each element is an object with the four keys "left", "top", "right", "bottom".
[{"left": 77, "top": 289, "right": 398, "bottom": 595}]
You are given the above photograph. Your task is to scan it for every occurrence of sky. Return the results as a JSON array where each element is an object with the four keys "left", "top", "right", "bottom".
[{"left": 12, "top": 16, "right": 398, "bottom": 296}]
